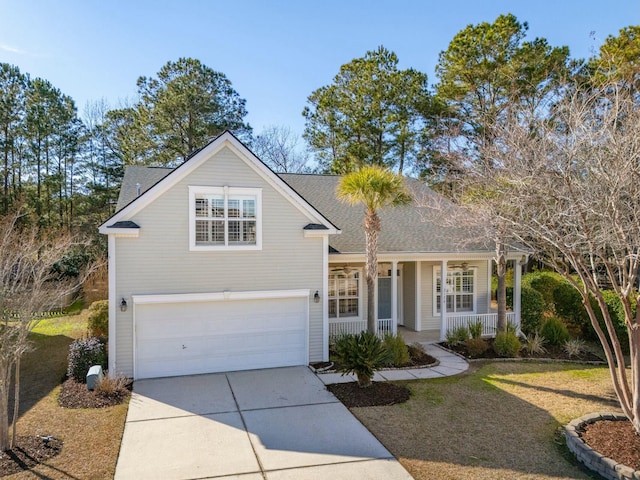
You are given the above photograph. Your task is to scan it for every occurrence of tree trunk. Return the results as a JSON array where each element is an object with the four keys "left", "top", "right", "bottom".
[
  {"left": 0, "top": 362, "right": 10, "bottom": 452},
  {"left": 364, "top": 209, "right": 380, "bottom": 334},
  {"left": 10, "top": 357, "right": 19, "bottom": 450},
  {"left": 496, "top": 241, "right": 507, "bottom": 333}
]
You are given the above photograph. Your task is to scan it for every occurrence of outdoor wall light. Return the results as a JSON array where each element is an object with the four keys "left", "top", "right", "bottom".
[
  {"left": 313, "top": 291, "right": 320, "bottom": 303},
  {"left": 120, "top": 298, "right": 128, "bottom": 312}
]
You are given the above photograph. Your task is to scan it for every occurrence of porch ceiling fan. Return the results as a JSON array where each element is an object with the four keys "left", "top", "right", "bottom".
[
  {"left": 448, "top": 261, "right": 470, "bottom": 271},
  {"left": 331, "top": 265, "right": 355, "bottom": 276}
]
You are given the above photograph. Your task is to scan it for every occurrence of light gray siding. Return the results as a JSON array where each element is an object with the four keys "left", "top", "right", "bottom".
[
  {"left": 113, "top": 147, "right": 325, "bottom": 376},
  {"left": 419, "top": 260, "right": 491, "bottom": 332}
]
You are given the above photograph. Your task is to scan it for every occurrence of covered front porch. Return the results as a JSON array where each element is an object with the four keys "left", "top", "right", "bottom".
[{"left": 327, "top": 255, "right": 523, "bottom": 342}]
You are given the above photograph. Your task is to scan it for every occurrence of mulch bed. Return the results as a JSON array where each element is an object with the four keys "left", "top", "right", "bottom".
[
  {"left": 441, "top": 341, "right": 603, "bottom": 362},
  {"left": 581, "top": 420, "right": 640, "bottom": 470},
  {"left": 312, "top": 349, "right": 437, "bottom": 373},
  {"left": 327, "top": 382, "right": 410, "bottom": 407},
  {"left": 58, "top": 378, "right": 131, "bottom": 409},
  {"left": 0, "top": 435, "right": 63, "bottom": 476}
]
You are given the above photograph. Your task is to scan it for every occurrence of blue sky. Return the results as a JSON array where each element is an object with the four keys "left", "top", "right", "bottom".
[{"left": 1, "top": 0, "right": 637, "bottom": 139}]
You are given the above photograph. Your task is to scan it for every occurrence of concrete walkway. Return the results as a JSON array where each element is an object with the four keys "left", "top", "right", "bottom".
[
  {"left": 316, "top": 343, "right": 469, "bottom": 385},
  {"left": 115, "top": 366, "right": 413, "bottom": 480}
]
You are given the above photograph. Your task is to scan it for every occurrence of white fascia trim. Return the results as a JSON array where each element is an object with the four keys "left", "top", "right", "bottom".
[
  {"left": 330, "top": 252, "right": 498, "bottom": 263},
  {"left": 101, "top": 229, "right": 139, "bottom": 237},
  {"left": 304, "top": 230, "right": 334, "bottom": 238},
  {"left": 224, "top": 140, "right": 339, "bottom": 233},
  {"left": 132, "top": 289, "right": 311, "bottom": 305},
  {"left": 99, "top": 132, "right": 338, "bottom": 234}
]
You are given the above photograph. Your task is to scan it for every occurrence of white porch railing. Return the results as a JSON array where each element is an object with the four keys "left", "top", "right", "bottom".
[
  {"left": 329, "top": 318, "right": 393, "bottom": 340},
  {"left": 446, "top": 312, "right": 517, "bottom": 338}
]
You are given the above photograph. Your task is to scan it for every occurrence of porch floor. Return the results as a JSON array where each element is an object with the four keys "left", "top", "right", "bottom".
[{"left": 398, "top": 326, "right": 440, "bottom": 344}]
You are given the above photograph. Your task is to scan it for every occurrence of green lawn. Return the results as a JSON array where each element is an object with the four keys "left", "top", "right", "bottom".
[
  {"left": 9, "top": 309, "right": 128, "bottom": 480},
  {"left": 354, "top": 361, "right": 618, "bottom": 480}
]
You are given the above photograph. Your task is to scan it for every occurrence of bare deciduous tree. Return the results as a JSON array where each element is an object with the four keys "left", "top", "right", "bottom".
[
  {"left": 475, "top": 82, "right": 640, "bottom": 432},
  {"left": 252, "top": 125, "right": 310, "bottom": 173},
  {"left": 0, "top": 212, "right": 91, "bottom": 451}
]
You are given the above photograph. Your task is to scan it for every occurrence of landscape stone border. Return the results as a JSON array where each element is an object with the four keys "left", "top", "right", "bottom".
[{"left": 565, "top": 412, "right": 637, "bottom": 480}]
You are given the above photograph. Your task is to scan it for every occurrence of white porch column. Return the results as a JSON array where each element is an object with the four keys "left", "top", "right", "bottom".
[
  {"left": 514, "top": 259, "right": 522, "bottom": 330},
  {"left": 415, "top": 261, "right": 422, "bottom": 331},
  {"left": 440, "top": 260, "right": 447, "bottom": 341},
  {"left": 391, "top": 260, "right": 398, "bottom": 335}
]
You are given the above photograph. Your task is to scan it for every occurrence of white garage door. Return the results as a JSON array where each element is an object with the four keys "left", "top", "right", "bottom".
[{"left": 134, "top": 291, "right": 309, "bottom": 379}]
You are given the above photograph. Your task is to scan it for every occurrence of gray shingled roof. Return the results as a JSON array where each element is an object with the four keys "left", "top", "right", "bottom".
[
  {"left": 280, "top": 174, "right": 489, "bottom": 254},
  {"left": 116, "top": 166, "right": 173, "bottom": 211},
  {"left": 114, "top": 166, "right": 491, "bottom": 254}
]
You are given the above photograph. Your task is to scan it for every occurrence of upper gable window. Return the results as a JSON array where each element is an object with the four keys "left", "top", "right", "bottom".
[{"left": 189, "top": 186, "right": 262, "bottom": 251}]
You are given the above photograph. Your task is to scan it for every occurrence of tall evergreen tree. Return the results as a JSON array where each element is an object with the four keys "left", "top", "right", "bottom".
[
  {"left": 0, "top": 64, "right": 27, "bottom": 214},
  {"left": 136, "top": 58, "right": 251, "bottom": 165},
  {"left": 303, "top": 46, "right": 430, "bottom": 174}
]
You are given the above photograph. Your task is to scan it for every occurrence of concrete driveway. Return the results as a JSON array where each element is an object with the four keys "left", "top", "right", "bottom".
[{"left": 115, "top": 366, "right": 413, "bottom": 479}]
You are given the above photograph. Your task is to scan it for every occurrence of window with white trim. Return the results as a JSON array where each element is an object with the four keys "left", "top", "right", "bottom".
[
  {"left": 328, "top": 271, "right": 361, "bottom": 319},
  {"left": 189, "top": 186, "right": 262, "bottom": 250},
  {"left": 434, "top": 268, "right": 475, "bottom": 314}
]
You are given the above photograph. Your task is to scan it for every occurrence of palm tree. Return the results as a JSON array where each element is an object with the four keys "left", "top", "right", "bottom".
[{"left": 336, "top": 166, "right": 412, "bottom": 334}]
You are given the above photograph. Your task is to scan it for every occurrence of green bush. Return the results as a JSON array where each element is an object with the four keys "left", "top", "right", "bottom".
[
  {"left": 382, "top": 334, "right": 410, "bottom": 367},
  {"left": 445, "top": 326, "right": 470, "bottom": 345},
  {"left": 520, "top": 286, "right": 545, "bottom": 335},
  {"left": 468, "top": 320, "right": 483, "bottom": 339},
  {"left": 524, "top": 271, "right": 564, "bottom": 312},
  {"left": 87, "top": 300, "right": 109, "bottom": 338},
  {"left": 552, "top": 281, "right": 590, "bottom": 334},
  {"left": 493, "top": 331, "right": 521, "bottom": 357},
  {"left": 68, "top": 337, "right": 107, "bottom": 383},
  {"left": 465, "top": 337, "right": 489, "bottom": 357},
  {"left": 600, "top": 290, "right": 633, "bottom": 353},
  {"left": 540, "top": 317, "right": 570, "bottom": 347},
  {"left": 333, "top": 332, "right": 391, "bottom": 387}
]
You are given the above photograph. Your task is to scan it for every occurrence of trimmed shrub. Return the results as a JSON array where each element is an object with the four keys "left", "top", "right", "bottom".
[
  {"left": 520, "top": 286, "right": 545, "bottom": 335},
  {"left": 464, "top": 337, "right": 489, "bottom": 357},
  {"left": 493, "top": 331, "right": 521, "bottom": 357},
  {"left": 333, "top": 332, "right": 391, "bottom": 387},
  {"left": 87, "top": 300, "right": 109, "bottom": 338},
  {"left": 524, "top": 271, "right": 564, "bottom": 312},
  {"left": 445, "top": 326, "right": 470, "bottom": 345},
  {"left": 468, "top": 319, "right": 483, "bottom": 339},
  {"left": 68, "top": 337, "right": 107, "bottom": 383},
  {"left": 540, "top": 317, "right": 570, "bottom": 347},
  {"left": 382, "top": 334, "right": 410, "bottom": 367}
]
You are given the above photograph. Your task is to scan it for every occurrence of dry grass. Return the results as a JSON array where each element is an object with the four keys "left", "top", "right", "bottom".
[
  {"left": 7, "top": 311, "right": 128, "bottom": 479},
  {"left": 353, "top": 361, "right": 619, "bottom": 480}
]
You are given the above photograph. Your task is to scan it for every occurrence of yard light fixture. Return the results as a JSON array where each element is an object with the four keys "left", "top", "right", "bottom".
[
  {"left": 120, "top": 298, "right": 128, "bottom": 312},
  {"left": 313, "top": 291, "right": 320, "bottom": 303}
]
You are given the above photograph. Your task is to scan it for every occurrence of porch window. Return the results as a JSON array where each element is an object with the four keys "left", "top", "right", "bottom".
[
  {"left": 328, "top": 271, "right": 360, "bottom": 319},
  {"left": 434, "top": 268, "right": 475, "bottom": 314},
  {"left": 189, "top": 186, "right": 262, "bottom": 251}
]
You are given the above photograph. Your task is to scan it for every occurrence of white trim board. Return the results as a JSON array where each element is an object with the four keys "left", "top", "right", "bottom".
[{"left": 132, "top": 289, "right": 311, "bottom": 305}]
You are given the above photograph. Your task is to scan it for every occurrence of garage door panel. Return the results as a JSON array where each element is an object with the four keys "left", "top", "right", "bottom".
[{"left": 134, "top": 295, "right": 308, "bottom": 379}]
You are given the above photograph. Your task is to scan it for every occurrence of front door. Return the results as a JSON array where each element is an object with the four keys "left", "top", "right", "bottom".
[{"left": 377, "top": 265, "right": 403, "bottom": 328}]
